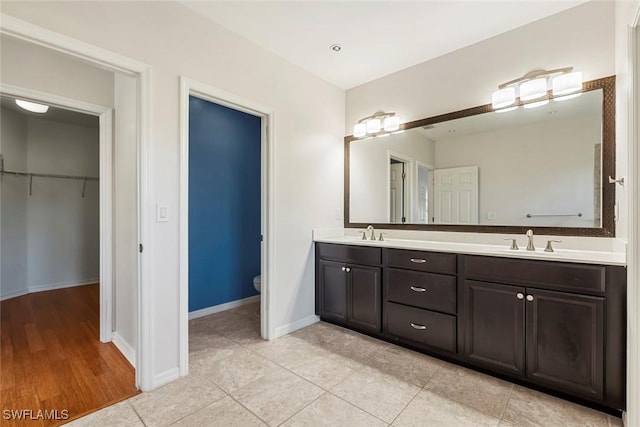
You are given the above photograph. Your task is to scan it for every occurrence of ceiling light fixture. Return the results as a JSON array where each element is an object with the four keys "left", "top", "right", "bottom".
[
  {"left": 491, "top": 67, "right": 583, "bottom": 112},
  {"left": 353, "top": 111, "right": 401, "bottom": 139},
  {"left": 15, "top": 99, "right": 49, "bottom": 113}
]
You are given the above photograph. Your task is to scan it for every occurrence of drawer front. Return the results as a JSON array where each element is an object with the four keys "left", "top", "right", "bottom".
[
  {"left": 316, "top": 243, "right": 381, "bottom": 266},
  {"left": 462, "top": 255, "right": 605, "bottom": 293},
  {"left": 385, "top": 302, "right": 456, "bottom": 353},
  {"left": 386, "top": 269, "right": 456, "bottom": 314},
  {"left": 385, "top": 248, "right": 456, "bottom": 274}
]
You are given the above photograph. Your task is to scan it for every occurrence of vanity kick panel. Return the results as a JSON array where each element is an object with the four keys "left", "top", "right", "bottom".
[{"left": 386, "top": 268, "right": 456, "bottom": 314}]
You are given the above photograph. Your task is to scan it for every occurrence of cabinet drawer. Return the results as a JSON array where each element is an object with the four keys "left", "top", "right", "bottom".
[
  {"left": 385, "top": 248, "right": 456, "bottom": 274},
  {"left": 316, "top": 243, "right": 381, "bottom": 266},
  {"left": 462, "top": 255, "right": 605, "bottom": 293},
  {"left": 386, "top": 269, "right": 456, "bottom": 314},
  {"left": 385, "top": 302, "right": 456, "bottom": 353}
]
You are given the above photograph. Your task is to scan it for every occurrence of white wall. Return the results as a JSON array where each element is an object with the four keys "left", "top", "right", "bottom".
[
  {"left": 0, "top": 107, "right": 28, "bottom": 299},
  {"left": 350, "top": 130, "right": 434, "bottom": 223},
  {"left": 346, "top": 1, "right": 620, "bottom": 235},
  {"left": 0, "top": 35, "right": 114, "bottom": 107},
  {"left": 435, "top": 116, "right": 600, "bottom": 227},
  {"left": 113, "top": 73, "right": 138, "bottom": 363},
  {"left": 0, "top": 1, "right": 345, "bottom": 386},
  {"left": 25, "top": 117, "right": 100, "bottom": 290}
]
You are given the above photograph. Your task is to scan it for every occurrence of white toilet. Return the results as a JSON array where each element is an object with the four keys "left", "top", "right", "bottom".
[{"left": 253, "top": 275, "right": 262, "bottom": 293}]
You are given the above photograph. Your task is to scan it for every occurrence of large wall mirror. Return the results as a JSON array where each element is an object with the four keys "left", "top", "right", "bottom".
[{"left": 345, "top": 76, "right": 615, "bottom": 237}]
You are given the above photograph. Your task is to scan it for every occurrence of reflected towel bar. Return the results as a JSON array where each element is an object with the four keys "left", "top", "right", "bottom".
[{"left": 526, "top": 213, "right": 582, "bottom": 218}]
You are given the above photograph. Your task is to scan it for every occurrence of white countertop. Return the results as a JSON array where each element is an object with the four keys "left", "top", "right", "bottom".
[{"left": 313, "top": 235, "right": 627, "bottom": 266}]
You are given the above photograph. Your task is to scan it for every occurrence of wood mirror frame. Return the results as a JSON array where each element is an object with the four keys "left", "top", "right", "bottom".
[{"left": 344, "top": 76, "right": 616, "bottom": 237}]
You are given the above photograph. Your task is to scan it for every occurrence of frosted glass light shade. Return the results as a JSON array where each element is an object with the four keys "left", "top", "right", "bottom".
[
  {"left": 523, "top": 99, "right": 549, "bottom": 109},
  {"left": 519, "top": 78, "right": 548, "bottom": 101},
  {"left": 366, "top": 118, "right": 381, "bottom": 134},
  {"left": 491, "top": 87, "right": 516, "bottom": 109},
  {"left": 15, "top": 99, "right": 49, "bottom": 113},
  {"left": 383, "top": 116, "right": 400, "bottom": 132},
  {"left": 353, "top": 123, "right": 367, "bottom": 138},
  {"left": 552, "top": 72, "right": 582, "bottom": 96}
]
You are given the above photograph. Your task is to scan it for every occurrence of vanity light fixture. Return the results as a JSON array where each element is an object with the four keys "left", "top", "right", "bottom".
[
  {"left": 353, "top": 111, "right": 401, "bottom": 139},
  {"left": 491, "top": 67, "right": 583, "bottom": 111},
  {"left": 15, "top": 99, "right": 49, "bottom": 113}
]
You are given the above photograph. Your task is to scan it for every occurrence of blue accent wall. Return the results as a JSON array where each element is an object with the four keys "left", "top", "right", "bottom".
[{"left": 189, "top": 96, "right": 261, "bottom": 312}]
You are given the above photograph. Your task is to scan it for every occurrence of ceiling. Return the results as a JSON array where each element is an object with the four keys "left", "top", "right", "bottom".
[
  {"left": 1, "top": 95, "right": 98, "bottom": 128},
  {"left": 182, "top": 1, "right": 587, "bottom": 90}
]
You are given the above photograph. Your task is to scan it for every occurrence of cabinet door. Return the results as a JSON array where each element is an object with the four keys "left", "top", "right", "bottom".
[
  {"left": 318, "top": 260, "right": 347, "bottom": 323},
  {"left": 526, "top": 289, "right": 604, "bottom": 400},
  {"left": 348, "top": 265, "right": 382, "bottom": 333},
  {"left": 463, "top": 280, "right": 525, "bottom": 376}
]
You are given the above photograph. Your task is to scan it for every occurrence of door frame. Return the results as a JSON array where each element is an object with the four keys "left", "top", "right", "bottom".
[
  {"left": 0, "top": 14, "right": 153, "bottom": 390},
  {"left": 415, "top": 160, "right": 434, "bottom": 224},
  {"left": 387, "top": 151, "right": 413, "bottom": 223},
  {"left": 627, "top": 5, "right": 640, "bottom": 425},
  {"left": 0, "top": 83, "right": 113, "bottom": 343},
  {"left": 178, "top": 77, "right": 275, "bottom": 376}
]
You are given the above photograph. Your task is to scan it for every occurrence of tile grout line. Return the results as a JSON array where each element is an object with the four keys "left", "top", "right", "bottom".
[
  {"left": 275, "top": 390, "right": 328, "bottom": 426},
  {"left": 387, "top": 377, "right": 428, "bottom": 426},
  {"left": 225, "top": 392, "right": 272, "bottom": 426},
  {"left": 327, "top": 390, "right": 398, "bottom": 425},
  {"left": 498, "top": 384, "right": 515, "bottom": 422},
  {"left": 125, "top": 400, "right": 148, "bottom": 427}
]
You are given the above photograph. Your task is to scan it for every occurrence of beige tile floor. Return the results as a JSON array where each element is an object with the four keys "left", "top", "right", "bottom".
[{"left": 66, "top": 302, "right": 623, "bottom": 427}]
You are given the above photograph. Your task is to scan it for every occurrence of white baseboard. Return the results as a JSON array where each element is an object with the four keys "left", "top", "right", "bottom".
[
  {"left": 188, "top": 295, "right": 260, "bottom": 320},
  {"left": 112, "top": 332, "right": 136, "bottom": 368},
  {"left": 0, "top": 288, "right": 29, "bottom": 301},
  {"left": 273, "top": 314, "right": 320, "bottom": 339},
  {"left": 28, "top": 278, "right": 99, "bottom": 293},
  {"left": 152, "top": 367, "right": 180, "bottom": 390}
]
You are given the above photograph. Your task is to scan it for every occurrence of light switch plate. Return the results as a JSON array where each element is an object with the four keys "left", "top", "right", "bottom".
[{"left": 156, "top": 203, "right": 169, "bottom": 222}]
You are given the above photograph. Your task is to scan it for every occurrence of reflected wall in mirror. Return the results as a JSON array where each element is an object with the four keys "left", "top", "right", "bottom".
[{"left": 346, "top": 76, "right": 615, "bottom": 237}]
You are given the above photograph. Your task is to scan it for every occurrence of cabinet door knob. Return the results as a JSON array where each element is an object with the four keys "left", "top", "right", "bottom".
[
  {"left": 410, "top": 323, "right": 427, "bottom": 330},
  {"left": 410, "top": 258, "right": 427, "bottom": 264},
  {"left": 526, "top": 295, "right": 534, "bottom": 302},
  {"left": 345, "top": 267, "right": 351, "bottom": 273},
  {"left": 341, "top": 266, "right": 346, "bottom": 272},
  {"left": 410, "top": 286, "right": 426, "bottom": 292},
  {"left": 516, "top": 292, "right": 524, "bottom": 300}
]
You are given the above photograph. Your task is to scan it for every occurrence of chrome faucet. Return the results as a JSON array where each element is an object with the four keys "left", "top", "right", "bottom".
[
  {"left": 526, "top": 229, "right": 535, "bottom": 251},
  {"left": 366, "top": 225, "right": 375, "bottom": 240}
]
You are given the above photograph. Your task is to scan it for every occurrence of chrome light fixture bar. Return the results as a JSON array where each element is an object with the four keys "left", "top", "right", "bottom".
[
  {"left": 491, "top": 67, "right": 583, "bottom": 111},
  {"left": 353, "top": 111, "right": 401, "bottom": 139}
]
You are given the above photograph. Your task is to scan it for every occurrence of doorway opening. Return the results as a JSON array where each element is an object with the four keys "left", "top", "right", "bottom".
[
  {"left": 0, "top": 91, "right": 139, "bottom": 420},
  {"left": 179, "top": 78, "right": 273, "bottom": 375},
  {"left": 388, "top": 152, "right": 413, "bottom": 224}
]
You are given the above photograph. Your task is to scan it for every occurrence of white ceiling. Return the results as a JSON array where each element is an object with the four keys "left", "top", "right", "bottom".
[{"left": 182, "top": 1, "right": 587, "bottom": 90}]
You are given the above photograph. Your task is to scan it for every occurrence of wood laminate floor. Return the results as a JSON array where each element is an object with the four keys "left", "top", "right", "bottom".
[{"left": 0, "top": 284, "right": 139, "bottom": 426}]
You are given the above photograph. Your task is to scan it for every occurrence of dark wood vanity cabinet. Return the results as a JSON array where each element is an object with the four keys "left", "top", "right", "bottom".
[
  {"left": 316, "top": 245, "right": 381, "bottom": 333},
  {"left": 315, "top": 243, "right": 626, "bottom": 411},
  {"left": 462, "top": 280, "right": 604, "bottom": 400}
]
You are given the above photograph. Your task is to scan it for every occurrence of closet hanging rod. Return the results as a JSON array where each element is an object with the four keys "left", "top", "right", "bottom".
[{"left": 0, "top": 170, "right": 99, "bottom": 181}]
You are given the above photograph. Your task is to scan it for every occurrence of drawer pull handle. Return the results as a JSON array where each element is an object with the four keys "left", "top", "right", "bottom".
[
  {"left": 410, "top": 286, "right": 426, "bottom": 292},
  {"left": 410, "top": 323, "right": 427, "bottom": 330},
  {"left": 410, "top": 258, "right": 427, "bottom": 264}
]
